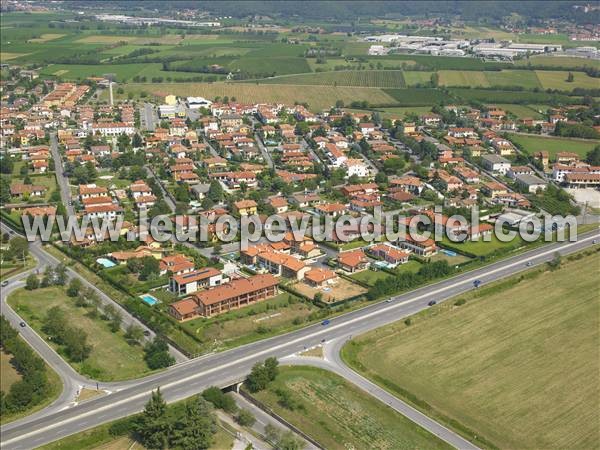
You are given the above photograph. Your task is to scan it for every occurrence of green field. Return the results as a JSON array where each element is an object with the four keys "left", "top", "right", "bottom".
[
  {"left": 517, "top": 55, "right": 600, "bottom": 69},
  {"left": 485, "top": 70, "right": 542, "bottom": 89},
  {"left": 438, "top": 70, "right": 490, "bottom": 87},
  {"left": 535, "top": 70, "right": 600, "bottom": 91},
  {"left": 342, "top": 250, "right": 600, "bottom": 449},
  {"left": 383, "top": 88, "right": 453, "bottom": 105},
  {"left": 402, "top": 71, "right": 435, "bottom": 86},
  {"left": 495, "top": 103, "right": 544, "bottom": 119},
  {"left": 251, "top": 366, "right": 451, "bottom": 450},
  {"left": 507, "top": 133, "right": 600, "bottom": 158},
  {"left": 8, "top": 286, "right": 151, "bottom": 381},
  {"left": 115, "top": 82, "right": 398, "bottom": 111},
  {"left": 449, "top": 87, "right": 582, "bottom": 104},
  {"left": 258, "top": 70, "right": 407, "bottom": 88}
]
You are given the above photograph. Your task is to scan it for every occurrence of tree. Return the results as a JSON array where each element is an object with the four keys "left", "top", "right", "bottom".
[
  {"left": 586, "top": 145, "right": 600, "bottom": 166},
  {"left": 136, "top": 388, "right": 171, "bottom": 450},
  {"left": 25, "top": 273, "right": 39, "bottom": 290},
  {"left": 144, "top": 337, "right": 175, "bottom": 370},
  {"left": 566, "top": 71, "right": 574, "bottom": 82},
  {"left": 246, "top": 358, "right": 278, "bottom": 393},
  {"left": 548, "top": 251, "right": 562, "bottom": 270},
  {"left": 236, "top": 409, "right": 256, "bottom": 427},
  {"left": 54, "top": 264, "right": 67, "bottom": 285},
  {"left": 139, "top": 256, "right": 160, "bottom": 281},
  {"left": 62, "top": 327, "right": 91, "bottom": 362},
  {"left": 125, "top": 324, "right": 144, "bottom": 345},
  {"left": 132, "top": 133, "right": 143, "bottom": 148},
  {"left": 8, "top": 236, "right": 28, "bottom": 261},
  {"left": 66, "top": 278, "right": 82, "bottom": 297},
  {"left": 201, "top": 386, "right": 238, "bottom": 413},
  {"left": 171, "top": 396, "right": 216, "bottom": 450},
  {"left": 0, "top": 177, "right": 10, "bottom": 204},
  {"left": 109, "top": 310, "right": 122, "bottom": 333}
]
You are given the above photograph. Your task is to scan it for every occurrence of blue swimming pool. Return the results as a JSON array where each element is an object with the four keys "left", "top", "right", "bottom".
[
  {"left": 96, "top": 258, "right": 116, "bottom": 268},
  {"left": 140, "top": 294, "right": 160, "bottom": 306},
  {"left": 441, "top": 249, "right": 458, "bottom": 257}
]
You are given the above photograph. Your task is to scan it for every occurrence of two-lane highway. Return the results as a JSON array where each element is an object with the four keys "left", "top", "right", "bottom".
[{"left": 2, "top": 229, "right": 598, "bottom": 449}]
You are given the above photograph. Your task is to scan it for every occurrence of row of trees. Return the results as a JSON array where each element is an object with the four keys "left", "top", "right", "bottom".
[
  {"left": 42, "top": 306, "right": 92, "bottom": 362},
  {"left": 367, "top": 260, "right": 454, "bottom": 300},
  {"left": 0, "top": 316, "right": 52, "bottom": 416}
]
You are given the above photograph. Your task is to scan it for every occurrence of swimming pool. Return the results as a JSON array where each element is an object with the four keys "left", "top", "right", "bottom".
[
  {"left": 441, "top": 249, "right": 458, "bottom": 257},
  {"left": 96, "top": 258, "right": 116, "bottom": 268},
  {"left": 140, "top": 294, "right": 160, "bottom": 306}
]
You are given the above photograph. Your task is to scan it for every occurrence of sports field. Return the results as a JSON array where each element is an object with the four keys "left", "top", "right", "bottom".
[
  {"left": 342, "top": 250, "right": 600, "bottom": 449},
  {"left": 251, "top": 366, "right": 451, "bottom": 450},
  {"left": 507, "top": 133, "right": 600, "bottom": 158}
]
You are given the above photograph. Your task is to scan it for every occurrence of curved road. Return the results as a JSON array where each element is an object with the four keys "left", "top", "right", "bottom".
[{"left": 1, "top": 226, "right": 597, "bottom": 448}]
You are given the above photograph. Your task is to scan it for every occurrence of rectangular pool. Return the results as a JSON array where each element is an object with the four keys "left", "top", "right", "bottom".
[{"left": 140, "top": 294, "right": 160, "bottom": 306}]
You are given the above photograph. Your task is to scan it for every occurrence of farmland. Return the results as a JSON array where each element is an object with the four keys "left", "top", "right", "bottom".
[
  {"left": 258, "top": 70, "right": 407, "bottom": 88},
  {"left": 114, "top": 82, "right": 398, "bottom": 111},
  {"left": 342, "top": 250, "right": 600, "bottom": 449},
  {"left": 535, "top": 70, "right": 600, "bottom": 91},
  {"left": 494, "top": 103, "right": 544, "bottom": 119},
  {"left": 507, "top": 133, "right": 600, "bottom": 158},
  {"left": 251, "top": 366, "right": 451, "bottom": 450}
]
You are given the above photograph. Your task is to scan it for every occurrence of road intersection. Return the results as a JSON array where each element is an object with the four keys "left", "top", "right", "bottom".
[{"left": 1, "top": 216, "right": 597, "bottom": 448}]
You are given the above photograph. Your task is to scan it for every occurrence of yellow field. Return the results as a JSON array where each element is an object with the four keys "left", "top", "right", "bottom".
[
  {"left": 343, "top": 250, "right": 600, "bottom": 449},
  {"left": 535, "top": 70, "right": 600, "bottom": 91},
  {"left": 27, "top": 33, "right": 65, "bottom": 43},
  {"left": 120, "top": 82, "right": 398, "bottom": 111},
  {"left": 0, "top": 52, "right": 29, "bottom": 61},
  {"left": 438, "top": 70, "right": 490, "bottom": 87},
  {"left": 76, "top": 35, "right": 138, "bottom": 44}
]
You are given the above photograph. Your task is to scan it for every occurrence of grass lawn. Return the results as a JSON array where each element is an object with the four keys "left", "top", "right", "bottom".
[
  {"left": 342, "top": 249, "right": 600, "bottom": 449},
  {"left": 251, "top": 366, "right": 451, "bottom": 450},
  {"left": 485, "top": 70, "right": 542, "bottom": 89},
  {"left": 507, "top": 133, "right": 600, "bottom": 159},
  {"left": 349, "top": 269, "right": 392, "bottom": 286},
  {"left": 441, "top": 233, "right": 527, "bottom": 257},
  {"left": 402, "top": 71, "right": 435, "bottom": 86},
  {"left": 393, "top": 259, "right": 422, "bottom": 274},
  {"left": 0, "top": 255, "right": 36, "bottom": 280},
  {"left": 8, "top": 286, "right": 151, "bottom": 381},
  {"left": 180, "top": 292, "right": 319, "bottom": 351}
]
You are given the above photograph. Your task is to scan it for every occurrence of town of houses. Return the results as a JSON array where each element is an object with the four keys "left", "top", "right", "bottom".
[{"left": 1, "top": 70, "right": 599, "bottom": 325}]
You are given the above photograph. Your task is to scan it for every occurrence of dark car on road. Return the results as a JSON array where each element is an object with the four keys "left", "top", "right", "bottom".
[{"left": 427, "top": 300, "right": 436, "bottom": 306}]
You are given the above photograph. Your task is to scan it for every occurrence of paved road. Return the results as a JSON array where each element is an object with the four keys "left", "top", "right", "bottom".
[
  {"left": 2, "top": 229, "right": 597, "bottom": 449},
  {"left": 49, "top": 132, "right": 74, "bottom": 216},
  {"left": 141, "top": 103, "right": 156, "bottom": 131},
  {"left": 0, "top": 223, "right": 187, "bottom": 366},
  {"left": 254, "top": 133, "right": 274, "bottom": 169}
]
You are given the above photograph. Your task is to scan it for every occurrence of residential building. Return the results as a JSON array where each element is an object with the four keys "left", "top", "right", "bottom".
[{"left": 169, "top": 267, "right": 225, "bottom": 296}]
